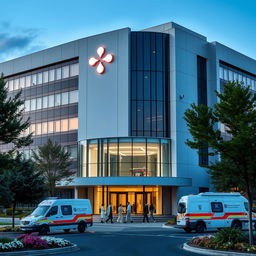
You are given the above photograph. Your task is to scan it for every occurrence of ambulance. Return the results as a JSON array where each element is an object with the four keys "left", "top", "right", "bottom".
[
  {"left": 20, "top": 199, "right": 92, "bottom": 235},
  {"left": 176, "top": 192, "right": 256, "bottom": 233}
]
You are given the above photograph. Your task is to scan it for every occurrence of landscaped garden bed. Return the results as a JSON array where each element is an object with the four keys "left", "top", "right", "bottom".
[
  {"left": 0, "top": 234, "right": 73, "bottom": 252},
  {"left": 189, "top": 227, "right": 256, "bottom": 253}
]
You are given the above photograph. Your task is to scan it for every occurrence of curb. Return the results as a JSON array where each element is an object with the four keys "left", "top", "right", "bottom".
[
  {"left": 161, "top": 224, "right": 176, "bottom": 229},
  {"left": 0, "top": 244, "right": 79, "bottom": 256},
  {"left": 183, "top": 242, "right": 256, "bottom": 256}
]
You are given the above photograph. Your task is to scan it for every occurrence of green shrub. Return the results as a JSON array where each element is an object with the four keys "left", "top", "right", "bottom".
[
  {"left": 0, "top": 226, "right": 21, "bottom": 232},
  {"left": 0, "top": 237, "right": 14, "bottom": 243},
  {"left": 214, "top": 227, "right": 245, "bottom": 246}
]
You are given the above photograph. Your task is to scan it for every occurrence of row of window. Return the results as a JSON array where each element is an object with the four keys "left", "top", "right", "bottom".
[
  {"left": 219, "top": 66, "right": 256, "bottom": 90},
  {"left": 24, "top": 117, "right": 78, "bottom": 136},
  {"left": 24, "top": 90, "right": 78, "bottom": 112},
  {"left": 23, "top": 145, "right": 78, "bottom": 160},
  {"left": 7, "top": 63, "right": 79, "bottom": 92}
]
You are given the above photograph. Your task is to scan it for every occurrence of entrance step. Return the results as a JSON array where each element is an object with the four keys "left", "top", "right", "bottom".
[{"left": 93, "top": 215, "right": 172, "bottom": 223}]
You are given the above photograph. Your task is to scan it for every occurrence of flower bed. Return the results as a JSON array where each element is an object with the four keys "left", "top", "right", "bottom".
[
  {"left": 190, "top": 228, "right": 256, "bottom": 253},
  {"left": 0, "top": 234, "right": 73, "bottom": 252}
]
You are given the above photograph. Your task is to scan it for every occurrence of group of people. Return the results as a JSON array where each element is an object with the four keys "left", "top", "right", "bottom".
[{"left": 100, "top": 202, "right": 156, "bottom": 223}]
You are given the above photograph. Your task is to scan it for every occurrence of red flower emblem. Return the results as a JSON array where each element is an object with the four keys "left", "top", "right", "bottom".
[{"left": 88, "top": 46, "right": 114, "bottom": 74}]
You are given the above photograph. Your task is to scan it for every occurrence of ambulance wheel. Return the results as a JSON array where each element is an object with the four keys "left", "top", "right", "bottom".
[
  {"left": 39, "top": 225, "right": 49, "bottom": 235},
  {"left": 184, "top": 227, "right": 192, "bottom": 233},
  {"left": 78, "top": 222, "right": 86, "bottom": 233},
  {"left": 231, "top": 220, "right": 242, "bottom": 229},
  {"left": 64, "top": 229, "right": 70, "bottom": 233},
  {"left": 195, "top": 222, "right": 205, "bottom": 233}
]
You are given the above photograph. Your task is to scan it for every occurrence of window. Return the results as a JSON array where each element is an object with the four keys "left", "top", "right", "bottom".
[
  {"left": 36, "top": 123, "right": 41, "bottom": 135},
  {"left": 30, "top": 99, "right": 36, "bottom": 111},
  {"left": 70, "top": 63, "right": 79, "bottom": 76},
  {"left": 69, "top": 146, "right": 77, "bottom": 159},
  {"left": 55, "top": 120, "right": 61, "bottom": 132},
  {"left": 219, "top": 66, "right": 224, "bottom": 79},
  {"left": 47, "top": 206, "right": 58, "bottom": 216},
  {"left": 20, "top": 77, "right": 25, "bottom": 88},
  {"left": 37, "top": 73, "right": 43, "bottom": 84},
  {"left": 9, "top": 80, "right": 14, "bottom": 91},
  {"left": 36, "top": 98, "right": 42, "bottom": 110},
  {"left": 61, "top": 205, "right": 72, "bottom": 215},
  {"left": 43, "top": 71, "right": 49, "bottom": 83},
  {"left": 42, "top": 96, "right": 48, "bottom": 108},
  {"left": 42, "top": 122, "right": 47, "bottom": 134},
  {"left": 32, "top": 74, "right": 37, "bottom": 86},
  {"left": 69, "top": 90, "right": 78, "bottom": 104},
  {"left": 55, "top": 94, "right": 61, "bottom": 106},
  {"left": 30, "top": 124, "right": 36, "bottom": 134},
  {"left": 25, "top": 75, "right": 31, "bottom": 87},
  {"left": 48, "top": 121, "right": 54, "bottom": 133},
  {"left": 61, "top": 92, "right": 68, "bottom": 105},
  {"left": 25, "top": 100, "right": 30, "bottom": 112},
  {"left": 69, "top": 118, "right": 78, "bottom": 130},
  {"left": 177, "top": 203, "right": 186, "bottom": 214},
  {"left": 211, "top": 202, "right": 223, "bottom": 213},
  {"left": 62, "top": 66, "right": 69, "bottom": 79},
  {"left": 56, "top": 68, "right": 61, "bottom": 80},
  {"left": 61, "top": 119, "right": 68, "bottom": 132},
  {"left": 14, "top": 79, "right": 19, "bottom": 90},
  {"left": 49, "top": 69, "right": 55, "bottom": 82},
  {"left": 48, "top": 95, "right": 54, "bottom": 108}
]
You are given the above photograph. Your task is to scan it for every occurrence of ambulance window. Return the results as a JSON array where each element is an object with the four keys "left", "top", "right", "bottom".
[
  {"left": 178, "top": 203, "right": 186, "bottom": 213},
  {"left": 47, "top": 206, "right": 58, "bottom": 216},
  {"left": 61, "top": 205, "right": 72, "bottom": 215},
  {"left": 244, "top": 202, "right": 248, "bottom": 211},
  {"left": 211, "top": 202, "right": 223, "bottom": 212}
]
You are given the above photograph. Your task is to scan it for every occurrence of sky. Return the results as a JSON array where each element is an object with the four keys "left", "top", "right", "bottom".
[{"left": 0, "top": 0, "right": 256, "bottom": 62}]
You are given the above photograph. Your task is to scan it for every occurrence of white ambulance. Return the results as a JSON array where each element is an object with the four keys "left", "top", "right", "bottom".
[
  {"left": 20, "top": 199, "right": 92, "bottom": 235},
  {"left": 176, "top": 192, "right": 256, "bottom": 233}
]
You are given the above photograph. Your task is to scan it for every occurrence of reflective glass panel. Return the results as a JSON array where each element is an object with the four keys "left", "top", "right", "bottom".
[{"left": 62, "top": 66, "right": 69, "bottom": 79}]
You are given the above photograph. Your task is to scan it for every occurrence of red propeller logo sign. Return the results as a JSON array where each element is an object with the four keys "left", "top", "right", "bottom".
[{"left": 88, "top": 46, "right": 114, "bottom": 74}]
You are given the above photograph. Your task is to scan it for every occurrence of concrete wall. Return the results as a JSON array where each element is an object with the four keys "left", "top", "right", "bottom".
[{"left": 78, "top": 28, "right": 130, "bottom": 141}]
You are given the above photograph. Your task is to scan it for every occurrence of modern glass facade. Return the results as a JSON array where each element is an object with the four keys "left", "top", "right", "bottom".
[
  {"left": 130, "top": 32, "right": 170, "bottom": 137},
  {"left": 3, "top": 59, "right": 79, "bottom": 174},
  {"left": 79, "top": 137, "right": 171, "bottom": 177}
]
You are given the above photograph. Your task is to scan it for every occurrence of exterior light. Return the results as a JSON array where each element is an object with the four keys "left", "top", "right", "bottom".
[{"left": 88, "top": 46, "right": 114, "bottom": 74}]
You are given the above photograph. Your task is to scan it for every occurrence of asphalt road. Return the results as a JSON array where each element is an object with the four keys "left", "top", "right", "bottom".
[
  {"left": 0, "top": 223, "right": 211, "bottom": 256},
  {"left": 46, "top": 223, "right": 208, "bottom": 256}
]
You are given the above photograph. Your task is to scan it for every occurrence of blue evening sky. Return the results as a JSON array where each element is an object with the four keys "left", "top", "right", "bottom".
[{"left": 0, "top": 0, "right": 255, "bottom": 61}]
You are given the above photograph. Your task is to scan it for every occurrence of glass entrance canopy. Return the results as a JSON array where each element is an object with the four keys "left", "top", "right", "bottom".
[{"left": 79, "top": 137, "right": 171, "bottom": 177}]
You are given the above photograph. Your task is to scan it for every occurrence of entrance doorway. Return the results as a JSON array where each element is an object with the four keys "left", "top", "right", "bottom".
[
  {"left": 109, "top": 192, "right": 128, "bottom": 214},
  {"left": 135, "top": 192, "right": 152, "bottom": 214}
]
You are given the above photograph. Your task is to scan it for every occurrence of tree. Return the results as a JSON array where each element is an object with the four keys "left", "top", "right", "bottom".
[
  {"left": 32, "top": 139, "right": 74, "bottom": 197},
  {"left": 184, "top": 81, "right": 256, "bottom": 245},
  {"left": 0, "top": 153, "right": 46, "bottom": 228},
  {"left": 0, "top": 74, "right": 32, "bottom": 153}
]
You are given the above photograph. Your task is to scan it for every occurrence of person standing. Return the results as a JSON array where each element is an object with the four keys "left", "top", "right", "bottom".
[
  {"left": 125, "top": 202, "right": 133, "bottom": 223},
  {"left": 149, "top": 203, "right": 156, "bottom": 222},
  {"left": 106, "top": 203, "right": 113, "bottom": 223},
  {"left": 117, "top": 204, "right": 123, "bottom": 223},
  {"left": 100, "top": 204, "right": 105, "bottom": 223},
  {"left": 143, "top": 203, "right": 149, "bottom": 223}
]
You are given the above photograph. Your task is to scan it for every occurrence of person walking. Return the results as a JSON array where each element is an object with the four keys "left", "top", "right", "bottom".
[
  {"left": 117, "top": 204, "right": 123, "bottom": 223},
  {"left": 149, "top": 203, "right": 156, "bottom": 222},
  {"left": 100, "top": 204, "right": 105, "bottom": 223},
  {"left": 143, "top": 203, "right": 149, "bottom": 223},
  {"left": 125, "top": 202, "right": 133, "bottom": 223},
  {"left": 106, "top": 203, "right": 113, "bottom": 223}
]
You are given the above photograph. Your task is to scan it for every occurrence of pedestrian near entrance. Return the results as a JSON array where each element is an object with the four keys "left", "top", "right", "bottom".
[
  {"left": 149, "top": 203, "right": 156, "bottom": 222},
  {"left": 117, "top": 204, "right": 123, "bottom": 223},
  {"left": 100, "top": 204, "right": 105, "bottom": 223},
  {"left": 125, "top": 202, "right": 133, "bottom": 223},
  {"left": 106, "top": 203, "right": 113, "bottom": 223},
  {"left": 143, "top": 203, "right": 149, "bottom": 223}
]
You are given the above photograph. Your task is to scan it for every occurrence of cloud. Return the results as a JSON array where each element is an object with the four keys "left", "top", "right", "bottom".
[{"left": 0, "top": 22, "right": 44, "bottom": 61}]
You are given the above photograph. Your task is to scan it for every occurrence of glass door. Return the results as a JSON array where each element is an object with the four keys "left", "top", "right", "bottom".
[
  {"left": 110, "top": 193, "right": 117, "bottom": 214},
  {"left": 135, "top": 193, "right": 144, "bottom": 214},
  {"left": 118, "top": 193, "right": 128, "bottom": 214}
]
